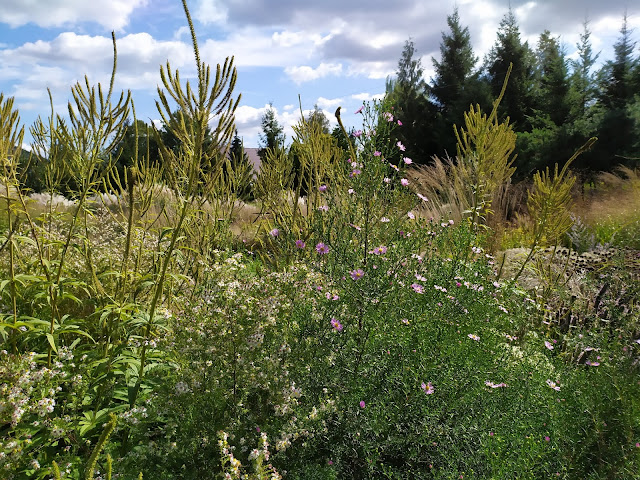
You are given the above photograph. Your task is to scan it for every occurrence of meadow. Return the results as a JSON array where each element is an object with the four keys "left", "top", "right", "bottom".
[{"left": 1, "top": 4, "right": 640, "bottom": 479}]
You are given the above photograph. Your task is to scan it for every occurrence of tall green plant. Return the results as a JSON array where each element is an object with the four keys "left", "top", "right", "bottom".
[{"left": 131, "top": 0, "right": 240, "bottom": 406}]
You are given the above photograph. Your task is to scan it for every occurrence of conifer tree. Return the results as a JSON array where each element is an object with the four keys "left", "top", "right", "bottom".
[
  {"left": 431, "top": 8, "right": 490, "bottom": 156},
  {"left": 387, "top": 39, "right": 439, "bottom": 163},
  {"left": 569, "top": 19, "right": 600, "bottom": 120},
  {"left": 534, "top": 30, "right": 571, "bottom": 126},
  {"left": 258, "top": 103, "right": 285, "bottom": 161},
  {"left": 485, "top": 8, "right": 536, "bottom": 131}
]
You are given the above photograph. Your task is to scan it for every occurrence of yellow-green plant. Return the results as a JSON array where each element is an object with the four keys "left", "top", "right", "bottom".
[
  {"left": 513, "top": 137, "right": 597, "bottom": 282},
  {"left": 0, "top": 94, "right": 25, "bottom": 353},
  {"left": 453, "top": 64, "right": 517, "bottom": 228},
  {"left": 132, "top": 0, "right": 240, "bottom": 406},
  {"left": 84, "top": 413, "right": 117, "bottom": 480}
]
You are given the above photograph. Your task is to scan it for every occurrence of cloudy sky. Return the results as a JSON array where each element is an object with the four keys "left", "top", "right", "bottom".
[{"left": 1, "top": 0, "right": 638, "bottom": 149}]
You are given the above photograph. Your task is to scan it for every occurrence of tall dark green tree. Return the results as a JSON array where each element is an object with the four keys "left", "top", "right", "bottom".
[
  {"left": 387, "top": 39, "right": 439, "bottom": 164},
  {"left": 569, "top": 19, "right": 600, "bottom": 120},
  {"left": 594, "top": 14, "right": 639, "bottom": 170},
  {"left": 431, "top": 8, "right": 491, "bottom": 156},
  {"left": 485, "top": 8, "right": 536, "bottom": 131},
  {"left": 534, "top": 30, "right": 571, "bottom": 126},
  {"left": 258, "top": 103, "right": 285, "bottom": 161},
  {"left": 228, "top": 129, "right": 253, "bottom": 200}
]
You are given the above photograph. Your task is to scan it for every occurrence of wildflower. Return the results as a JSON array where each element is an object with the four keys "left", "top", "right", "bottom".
[
  {"left": 316, "top": 243, "right": 329, "bottom": 254},
  {"left": 350, "top": 269, "right": 365, "bottom": 280},
  {"left": 380, "top": 217, "right": 390, "bottom": 223},
  {"left": 330, "top": 318, "right": 343, "bottom": 332},
  {"left": 407, "top": 211, "right": 415, "bottom": 219},
  {"left": 384, "top": 177, "right": 391, "bottom": 183},
  {"left": 318, "top": 205, "right": 329, "bottom": 212},
  {"left": 585, "top": 360, "right": 600, "bottom": 366},
  {"left": 319, "top": 184, "right": 327, "bottom": 192},
  {"left": 403, "top": 157, "right": 412, "bottom": 165},
  {"left": 390, "top": 164, "right": 399, "bottom": 171},
  {"left": 421, "top": 382, "right": 435, "bottom": 395},
  {"left": 270, "top": 228, "right": 280, "bottom": 237},
  {"left": 544, "top": 341, "right": 554, "bottom": 350},
  {"left": 355, "top": 105, "right": 364, "bottom": 114},
  {"left": 295, "top": 239, "right": 306, "bottom": 249},
  {"left": 401, "top": 318, "right": 409, "bottom": 325},
  {"left": 349, "top": 223, "right": 361, "bottom": 231},
  {"left": 359, "top": 400, "right": 366, "bottom": 408},
  {"left": 397, "top": 141, "right": 406, "bottom": 151},
  {"left": 374, "top": 150, "right": 382, "bottom": 156},
  {"left": 546, "top": 379, "right": 561, "bottom": 391},
  {"left": 371, "top": 245, "right": 387, "bottom": 255},
  {"left": 485, "top": 381, "right": 507, "bottom": 388},
  {"left": 397, "top": 119, "right": 403, "bottom": 126},
  {"left": 468, "top": 334, "right": 480, "bottom": 341},
  {"left": 417, "top": 193, "right": 428, "bottom": 202},
  {"left": 350, "top": 169, "right": 361, "bottom": 177},
  {"left": 384, "top": 112, "right": 394, "bottom": 122},
  {"left": 489, "top": 432, "right": 494, "bottom": 436},
  {"left": 348, "top": 188, "right": 355, "bottom": 194},
  {"left": 545, "top": 436, "right": 550, "bottom": 442},
  {"left": 353, "top": 129, "right": 363, "bottom": 137},
  {"left": 400, "top": 178, "right": 409, "bottom": 186},
  {"left": 411, "top": 283, "right": 424, "bottom": 294}
]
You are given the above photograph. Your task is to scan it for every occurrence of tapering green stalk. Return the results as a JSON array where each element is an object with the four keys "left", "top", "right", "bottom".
[{"left": 84, "top": 413, "right": 117, "bottom": 480}]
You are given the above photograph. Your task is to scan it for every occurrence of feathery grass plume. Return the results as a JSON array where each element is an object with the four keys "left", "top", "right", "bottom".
[
  {"left": 0, "top": 94, "right": 25, "bottom": 352},
  {"left": 132, "top": 0, "right": 240, "bottom": 406},
  {"left": 513, "top": 137, "right": 597, "bottom": 282},
  {"left": 51, "top": 461, "right": 62, "bottom": 480},
  {"left": 84, "top": 413, "right": 117, "bottom": 480}
]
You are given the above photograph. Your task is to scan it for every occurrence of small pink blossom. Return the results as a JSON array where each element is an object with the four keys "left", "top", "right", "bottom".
[
  {"left": 400, "top": 178, "right": 409, "bottom": 186},
  {"left": 359, "top": 400, "right": 366, "bottom": 408},
  {"left": 489, "top": 431, "right": 494, "bottom": 436},
  {"left": 374, "top": 150, "right": 382, "bottom": 156},
  {"left": 546, "top": 379, "right": 561, "bottom": 391},
  {"left": 411, "top": 283, "right": 424, "bottom": 294},
  {"left": 353, "top": 130, "right": 363, "bottom": 137},
  {"left": 396, "top": 141, "right": 406, "bottom": 151},
  {"left": 544, "top": 341, "right": 554, "bottom": 350},
  {"left": 403, "top": 157, "right": 412, "bottom": 165},
  {"left": 389, "top": 164, "right": 399, "bottom": 171},
  {"left": 348, "top": 188, "right": 355, "bottom": 194},
  {"left": 295, "top": 239, "right": 306, "bottom": 249},
  {"left": 330, "top": 317, "right": 343, "bottom": 332},
  {"left": 318, "top": 205, "right": 329, "bottom": 212},
  {"left": 350, "top": 169, "right": 361, "bottom": 177},
  {"left": 397, "top": 119, "right": 403, "bottom": 126},
  {"left": 421, "top": 382, "right": 434, "bottom": 395},
  {"left": 407, "top": 211, "right": 415, "bottom": 219},
  {"left": 270, "top": 228, "right": 280, "bottom": 237},
  {"left": 354, "top": 105, "right": 364, "bottom": 114},
  {"left": 545, "top": 436, "right": 550, "bottom": 442},
  {"left": 316, "top": 243, "right": 329, "bottom": 254},
  {"left": 384, "top": 112, "right": 394, "bottom": 122},
  {"left": 380, "top": 217, "right": 390, "bottom": 223},
  {"left": 371, "top": 245, "right": 387, "bottom": 255},
  {"left": 350, "top": 268, "right": 365, "bottom": 280},
  {"left": 319, "top": 184, "right": 327, "bottom": 192},
  {"left": 468, "top": 334, "right": 480, "bottom": 341}
]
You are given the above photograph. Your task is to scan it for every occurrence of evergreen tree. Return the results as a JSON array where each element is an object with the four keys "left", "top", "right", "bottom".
[
  {"left": 431, "top": 8, "right": 491, "bottom": 156},
  {"left": 485, "top": 8, "right": 536, "bottom": 131},
  {"left": 534, "top": 30, "right": 571, "bottom": 126},
  {"left": 258, "top": 103, "right": 285, "bottom": 161},
  {"left": 228, "top": 129, "right": 253, "bottom": 201},
  {"left": 594, "top": 14, "right": 639, "bottom": 170},
  {"left": 306, "top": 104, "right": 331, "bottom": 134},
  {"left": 569, "top": 19, "right": 600, "bottom": 120},
  {"left": 387, "top": 39, "right": 439, "bottom": 164}
]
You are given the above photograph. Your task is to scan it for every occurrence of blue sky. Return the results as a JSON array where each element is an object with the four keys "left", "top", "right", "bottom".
[{"left": 1, "top": 0, "right": 639, "bottom": 148}]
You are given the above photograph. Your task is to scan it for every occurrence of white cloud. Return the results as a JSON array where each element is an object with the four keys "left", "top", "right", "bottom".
[
  {"left": 195, "top": 0, "right": 228, "bottom": 25},
  {"left": 285, "top": 63, "right": 343, "bottom": 84},
  {"left": 316, "top": 96, "right": 343, "bottom": 109},
  {"left": 0, "top": 0, "right": 148, "bottom": 30},
  {"left": 351, "top": 92, "right": 385, "bottom": 102}
]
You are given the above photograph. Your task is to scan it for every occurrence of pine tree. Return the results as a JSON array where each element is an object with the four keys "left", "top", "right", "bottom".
[
  {"left": 306, "top": 104, "right": 330, "bottom": 134},
  {"left": 431, "top": 8, "right": 490, "bottom": 156},
  {"left": 569, "top": 19, "right": 600, "bottom": 120},
  {"left": 258, "top": 103, "right": 285, "bottom": 161},
  {"left": 387, "top": 38, "right": 439, "bottom": 163},
  {"left": 534, "top": 30, "right": 571, "bottom": 126},
  {"left": 486, "top": 8, "right": 536, "bottom": 131},
  {"left": 228, "top": 129, "right": 253, "bottom": 200}
]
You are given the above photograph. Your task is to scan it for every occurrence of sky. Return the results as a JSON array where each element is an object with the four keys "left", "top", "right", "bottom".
[{"left": 1, "top": 0, "right": 639, "bottom": 149}]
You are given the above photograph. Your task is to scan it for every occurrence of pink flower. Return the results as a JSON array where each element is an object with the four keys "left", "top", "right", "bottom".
[
  {"left": 421, "top": 382, "right": 434, "bottom": 395},
  {"left": 319, "top": 184, "right": 327, "bottom": 192},
  {"left": 350, "top": 169, "right": 361, "bottom": 177},
  {"left": 468, "top": 334, "right": 480, "bottom": 341},
  {"left": 316, "top": 242, "right": 329, "bottom": 254},
  {"left": 348, "top": 188, "right": 355, "bottom": 194},
  {"left": 397, "top": 120, "right": 403, "bottom": 126},
  {"left": 546, "top": 379, "right": 560, "bottom": 391},
  {"left": 374, "top": 150, "right": 382, "bottom": 156},
  {"left": 350, "top": 268, "right": 365, "bottom": 280},
  {"left": 371, "top": 245, "right": 387, "bottom": 255},
  {"left": 295, "top": 239, "right": 306, "bottom": 249},
  {"left": 380, "top": 217, "right": 390, "bottom": 223},
  {"left": 544, "top": 341, "right": 554, "bottom": 350},
  {"left": 318, "top": 205, "right": 329, "bottom": 212},
  {"left": 407, "top": 211, "right": 415, "bottom": 219},
  {"left": 353, "top": 130, "right": 363, "bottom": 137},
  {"left": 359, "top": 400, "right": 366, "bottom": 408},
  {"left": 330, "top": 317, "right": 343, "bottom": 332},
  {"left": 545, "top": 436, "right": 551, "bottom": 442},
  {"left": 403, "top": 157, "right": 412, "bottom": 165},
  {"left": 349, "top": 223, "right": 361, "bottom": 231},
  {"left": 396, "top": 141, "right": 406, "bottom": 151},
  {"left": 489, "top": 431, "right": 494, "bottom": 436},
  {"left": 400, "top": 178, "right": 409, "bottom": 186},
  {"left": 411, "top": 283, "right": 424, "bottom": 294},
  {"left": 355, "top": 105, "right": 364, "bottom": 114},
  {"left": 384, "top": 112, "right": 394, "bottom": 122},
  {"left": 270, "top": 228, "right": 280, "bottom": 237},
  {"left": 585, "top": 360, "right": 600, "bottom": 366}
]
